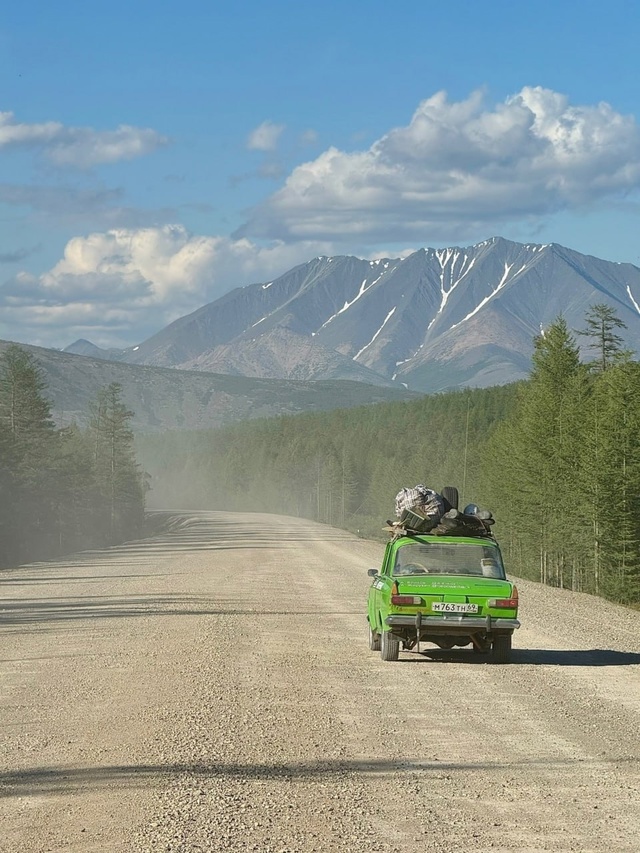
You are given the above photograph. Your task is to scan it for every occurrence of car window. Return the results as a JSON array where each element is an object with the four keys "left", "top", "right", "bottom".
[{"left": 393, "top": 542, "right": 505, "bottom": 578}]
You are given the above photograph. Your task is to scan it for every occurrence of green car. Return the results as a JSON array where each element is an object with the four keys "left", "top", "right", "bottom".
[{"left": 367, "top": 533, "right": 519, "bottom": 663}]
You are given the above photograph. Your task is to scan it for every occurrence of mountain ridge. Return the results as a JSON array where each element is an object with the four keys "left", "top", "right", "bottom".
[
  {"left": 64, "top": 237, "right": 640, "bottom": 392},
  {"left": 0, "top": 339, "right": 417, "bottom": 432}
]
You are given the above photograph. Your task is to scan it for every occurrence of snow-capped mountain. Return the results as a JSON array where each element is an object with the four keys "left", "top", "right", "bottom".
[{"left": 66, "top": 237, "right": 640, "bottom": 392}]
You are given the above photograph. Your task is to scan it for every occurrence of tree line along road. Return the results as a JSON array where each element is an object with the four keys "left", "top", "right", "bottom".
[{"left": 1, "top": 511, "right": 640, "bottom": 852}]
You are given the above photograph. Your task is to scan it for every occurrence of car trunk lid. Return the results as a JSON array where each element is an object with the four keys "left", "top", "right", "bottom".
[{"left": 395, "top": 576, "right": 513, "bottom": 612}]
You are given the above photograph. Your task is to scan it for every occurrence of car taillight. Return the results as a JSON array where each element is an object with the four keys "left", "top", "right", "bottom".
[
  {"left": 489, "top": 587, "right": 518, "bottom": 608},
  {"left": 391, "top": 595, "right": 423, "bottom": 606}
]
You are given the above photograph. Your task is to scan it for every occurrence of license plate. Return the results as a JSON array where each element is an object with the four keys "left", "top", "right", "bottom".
[{"left": 432, "top": 602, "right": 478, "bottom": 614}]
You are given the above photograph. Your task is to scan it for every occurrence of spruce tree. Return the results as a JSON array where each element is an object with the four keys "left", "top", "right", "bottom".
[
  {"left": 0, "top": 344, "right": 54, "bottom": 458},
  {"left": 50, "top": 424, "right": 100, "bottom": 554},
  {"left": 488, "top": 319, "right": 587, "bottom": 586},
  {"left": 89, "top": 383, "right": 144, "bottom": 542},
  {"left": 0, "top": 345, "right": 56, "bottom": 560},
  {"left": 579, "top": 303, "right": 629, "bottom": 372},
  {"left": 580, "top": 359, "right": 640, "bottom": 600},
  {"left": 0, "top": 420, "right": 17, "bottom": 564}
]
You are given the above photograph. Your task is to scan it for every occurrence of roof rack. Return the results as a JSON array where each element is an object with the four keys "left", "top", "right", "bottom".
[{"left": 384, "top": 508, "right": 495, "bottom": 541}]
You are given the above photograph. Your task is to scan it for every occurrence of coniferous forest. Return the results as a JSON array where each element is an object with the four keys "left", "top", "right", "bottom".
[
  {"left": 139, "top": 306, "right": 640, "bottom": 606},
  {"left": 4, "top": 305, "right": 639, "bottom": 606},
  {"left": 0, "top": 345, "right": 146, "bottom": 567}
]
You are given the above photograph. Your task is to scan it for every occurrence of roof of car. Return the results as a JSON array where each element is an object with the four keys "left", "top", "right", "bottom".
[{"left": 393, "top": 534, "right": 500, "bottom": 548}]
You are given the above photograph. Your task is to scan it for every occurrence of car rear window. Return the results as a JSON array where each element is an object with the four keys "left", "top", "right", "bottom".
[{"left": 393, "top": 542, "right": 505, "bottom": 579}]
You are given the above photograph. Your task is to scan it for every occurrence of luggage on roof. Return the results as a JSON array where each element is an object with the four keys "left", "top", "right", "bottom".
[{"left": 388, "top": 484, "right": 495, "bottom": 539}]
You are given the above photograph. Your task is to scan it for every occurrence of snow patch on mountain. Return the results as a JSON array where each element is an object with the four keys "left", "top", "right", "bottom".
[
  {"left": 428, "top": 250, "right": 477, "bottom": 330},
  {"left": 75, "top": 238, "right": 640, "bottom": 394},
  {"left": 450, "top": 261, "right": 527, "bottom": 330},
  {"left": 354, "top": 307, "right": 396, "bottom": 360},
  {"left": 627, "top": 285, "right": 640, "bottom": 315},
  {"left": 319, "top": 270, "right": 389, "bottom": 332}
]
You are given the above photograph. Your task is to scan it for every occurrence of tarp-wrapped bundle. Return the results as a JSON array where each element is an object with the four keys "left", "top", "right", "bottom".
[
  {"left": 394, "top": 485, "right": 445, "bottom": 532},
  {"left": 388, "top": 487, "right": 495, "bottom": 538},
  {"left": 432, "top": 508, "right": 494, "bottom": 537}
]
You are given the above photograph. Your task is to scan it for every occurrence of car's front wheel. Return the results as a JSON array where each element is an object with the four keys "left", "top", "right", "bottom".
[
  {"left": 380, "top": 630, "right": 400, "bottom": 661},
  {"left": 368, "top": 622, "right": 381, "bottom": 651},
  {"left": 491, "top": 633, "right": 512, "bottom": 663}
]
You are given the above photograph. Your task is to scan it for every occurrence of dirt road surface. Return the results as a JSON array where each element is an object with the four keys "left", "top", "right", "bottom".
[{"left": 2, "top": 511, "right": 640, "bottom": 852}]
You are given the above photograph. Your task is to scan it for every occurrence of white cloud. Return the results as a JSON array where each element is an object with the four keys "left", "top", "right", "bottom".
[
  {"left": 0, "top": 111, "right": 168, "bottom": 168},
  {"left": 0, "top": 225, "right": 331, "bottom": 347},
  {"left": 246, "top": 120, "right": 285, "bottom": 152},
  {"left": 241, "top": 87, "right": 640, "bottom": 243},
  {"left": 5, "top": 86, "right": 640, "bottom": 349}
]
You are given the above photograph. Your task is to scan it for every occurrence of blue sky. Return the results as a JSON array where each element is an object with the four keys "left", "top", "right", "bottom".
[{"left": 1, "top": 0, "right": 639, "bottom": 348}]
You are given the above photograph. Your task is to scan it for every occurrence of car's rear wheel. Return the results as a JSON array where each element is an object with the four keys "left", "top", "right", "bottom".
[
  {"left": 441, "top": 485, "right": 459, "bottom": 511},
  {"left": 380, "top": 630, "right": 400, "bottom": 661},
  {"left": 368, "top": 622, "right": 381, "bottom": 651},
  {"left": 491, "top": 633, "right": 512, "bottom": 663}
]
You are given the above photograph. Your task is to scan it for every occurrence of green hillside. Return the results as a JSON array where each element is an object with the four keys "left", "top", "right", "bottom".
[{"left": 0, "top": 339, "right": 418, "bottom": 432}]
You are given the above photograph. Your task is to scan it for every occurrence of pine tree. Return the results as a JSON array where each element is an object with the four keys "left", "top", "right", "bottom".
[
  {"left": 0, "top": 344, "right": 55, "bottom": 460},
  {"left": 579, "top": 303, "right": 629, "bottom": 372},
  {"left": 579, "top": 359, "right": 640, "bottom": 600},
  {"left": 0, "top": 419, "right": 17, "bottom": 564},
  {"left": 50, "top": 425, "right": 101, "bottom": 554},
  {"left": 487, "top": 319, "right": 587, "bottom": 586},
  {"left": 89, "top": 383, "right": 144, "bottom": 542},
  {"left": 0, "top": 345, "right": 57, "bottom": 560}
]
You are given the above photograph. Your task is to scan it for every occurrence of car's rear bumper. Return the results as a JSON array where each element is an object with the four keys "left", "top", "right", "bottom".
[{"left": 385, "top": 614, "right": 520, "bottom": 634}]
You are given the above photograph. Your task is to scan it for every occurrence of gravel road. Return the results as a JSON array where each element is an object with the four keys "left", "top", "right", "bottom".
[{"left": 2, "top": 511, "right": 640, "bottom": 852}]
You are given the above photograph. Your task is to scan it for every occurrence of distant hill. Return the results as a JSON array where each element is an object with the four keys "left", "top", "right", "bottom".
[
  {"left": 65, "top": 237, "right": 640, "bottom": 393},
  {"left": 0, "top": 340, "right": 417, "bottom": 432}
]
